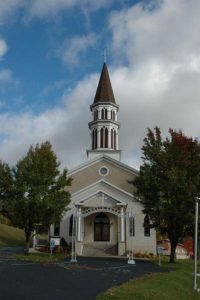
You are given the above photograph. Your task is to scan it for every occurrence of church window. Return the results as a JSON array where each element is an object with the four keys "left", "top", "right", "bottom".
[
  {"left": 129, "top": 217, "right": 135, "bottom": 236},
  {"left": 111, "top": 129, "right": 114, "bottom": 149},
  {"left": 114, "top": 130, "right": 116, "bottom": 150},
  {"left": 69, "top": 214, "right": 76, "bottom": 236},
  {"left": 105, "top": 109, "right": 108, "bottom": 119},
  {"left": 111, "top": 110, "right": 116, "bottom": 121},
  {"left": 144, "top": 215, "right": 150, "bottom": 237},
  {"left": 99, "top": 166, "right": 109, "bottom": 176},
  {"left": 100, "top": 128, "right": 104, "bottom": 148},
  {"left": 54, "top": 223, "right": 60, "bottom": 236},
  {"left": 105, "top": 128, "right": 108, "bottom": 148},
  {"left": 94, "top": 110, "right": 98, "bottom": 120},
  {"left": 101, "top": 109, "right": 105, "bottom": 119},
  {"left": 111, "top": 129, "right": 116, "bottom": 149},
  {"left": 92, "top": 129, "right": 97, "bottom": 149}
]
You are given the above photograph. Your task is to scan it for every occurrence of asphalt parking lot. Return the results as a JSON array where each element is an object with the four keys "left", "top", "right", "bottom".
[{"left": 0, "top": 252, "right": 169, "bottom": 300}]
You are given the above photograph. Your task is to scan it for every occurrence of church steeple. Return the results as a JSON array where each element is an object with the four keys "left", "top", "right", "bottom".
[
  {"left": 93, "top": 63, "right": 116, "bottom": 104},
  {"left": 87, "top": 63, "right": 121, "bottom": 161}
]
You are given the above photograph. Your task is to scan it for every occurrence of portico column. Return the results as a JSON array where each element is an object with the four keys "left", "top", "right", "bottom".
[
  {"left": 120, "top": 206, "right": 125, "bottom": 242},
  {"left": 77, "top": 206, "right": 82, "bottom": 242}
]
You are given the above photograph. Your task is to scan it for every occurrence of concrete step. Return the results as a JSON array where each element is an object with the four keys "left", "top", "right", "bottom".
[{"left": 82, "top": 242, "right": 118, "bottom": 257}]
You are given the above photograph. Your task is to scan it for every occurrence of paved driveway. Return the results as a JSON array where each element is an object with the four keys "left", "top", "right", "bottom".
[{"left": 0, "top": 255, "right": 169, "bottom": 300}]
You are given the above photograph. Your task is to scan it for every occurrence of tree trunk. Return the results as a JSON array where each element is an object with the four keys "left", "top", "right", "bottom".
[
  {"left": 169, "top": 240, "right": 177, "bottom": 263},
  {"left": 24, "top": 226, "right": 31, "bottom": 255}
]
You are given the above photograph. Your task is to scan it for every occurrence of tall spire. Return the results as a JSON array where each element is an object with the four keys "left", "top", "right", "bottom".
[
  {"left": 87, "top": 63, "right": 121, "bottom": 161},
  {"left": 93, "top": 63, "right": 116, "bottom": 104}
]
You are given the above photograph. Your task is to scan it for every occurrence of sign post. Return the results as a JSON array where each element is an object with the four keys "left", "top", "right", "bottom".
[
  {"left": 157, "top": 246, "right": 163, "bottom": 266},
  {"left": 50, "top": 239, "right": 55, "bottom": 257}
]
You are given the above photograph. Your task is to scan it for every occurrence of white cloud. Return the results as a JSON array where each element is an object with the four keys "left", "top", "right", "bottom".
[
  {"left": 0, "top": 69, "right": 13, "bottom": 82},
  {"left": 60, "top": 34, "right": 96, "bottom": 66},
  {"left": 1, "top": 0, "right": 200, "bottom": 171},
  {"left": 0, "top": 39, "right": 8, "bottom": 59},
  {"left": 0, "top": 73, "right": 98, "bottom": 168},
  {"left": 26, "top": 0, "right": 113, "bottom": 19},
  {"left": 0, "top": 0, "right": 25, "bottom": 24}
]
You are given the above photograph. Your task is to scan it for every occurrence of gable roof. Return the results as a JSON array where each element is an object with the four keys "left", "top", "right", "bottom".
[
  {"left": 68, "top": 154, "right": 138, "bottom": 176},
  {"left": 93, "top": 63, "right": 116, "bottom": 104}
]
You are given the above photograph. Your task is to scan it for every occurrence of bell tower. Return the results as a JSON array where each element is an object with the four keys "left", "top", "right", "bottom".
[{"left": 87, "top": 63, "right": 121, "bottom": 161}]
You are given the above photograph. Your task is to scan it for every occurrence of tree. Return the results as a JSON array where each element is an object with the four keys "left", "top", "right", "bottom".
[
  {"left": 0, "top": 161, "right": 13, "bottom": 218},
  {"left": 133, "top": 127, "right": 200, "bottom": 263},
  {"left": 8, "top": 141, "right": 72, "bottom": 253}
]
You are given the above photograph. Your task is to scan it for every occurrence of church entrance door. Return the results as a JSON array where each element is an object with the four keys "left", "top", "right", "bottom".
[{"left": 94, "top": 213, "right": 110, "bottom": 241}]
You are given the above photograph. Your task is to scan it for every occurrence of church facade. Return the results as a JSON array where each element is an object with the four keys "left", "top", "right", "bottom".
[{"left": 50, "top": 63, "right": 156, "bottom": 256}]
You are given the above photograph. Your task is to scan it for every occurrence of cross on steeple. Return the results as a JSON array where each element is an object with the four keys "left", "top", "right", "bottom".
[{"left": 103, "top": 48, "right": 107, "bottom": 63}]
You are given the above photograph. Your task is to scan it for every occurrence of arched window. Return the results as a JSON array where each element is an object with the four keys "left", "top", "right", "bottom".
[
  {"left": 112, "top": 111, "right": 115, "bottom": 121},
  {"left": 92, "top": 129, "right": 97, "bottom": 149},
  {"left": 101, "top": 109, "right": 105, "bottom": 119},
  {"left": 94, "top": 110, "right": 98, "bottom": 120},
  {"left": 105, "top": 109, "right": 108, "bottom": 119},
  {"left": 105, "top": 128, "right": 108, "bottom": 148},
  {"left": 144, "top": 215, "right": 150, "bottom": 237},
  {"left": 94, "top": 213, "right": 110, "bottom": 241},
  {"left": 114, "top": 130, "right": 116, "bottom": 150},
  {"left": 54, "top": 222, "right": 60, "bottom": 236},
  {"left": 129, "top": 217, "right": 135, "bottom": 236},
  {"left": 100, "top": 128, "right": 104, "bottom": 148},
  {"left": 111, "top": 129, "right": 114, "bottom": 149},
  {"left": 69, "top": 214, "right": 76, "bottom": 236},
  {"left": 111, "top": 110, "right": 115, "bottom": 121}
]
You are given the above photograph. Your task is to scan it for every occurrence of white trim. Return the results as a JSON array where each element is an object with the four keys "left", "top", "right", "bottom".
[
  {"left": 99, "top": 166, "right": 109, "bottom": 176},
  {"left": 74, "top": 190, "right": 127, "bottom": 206},
  {"left": 68, "top": 154, "right": 138, "bottom": 176},
  {"left": 71, "top": 179, "right": 134, "bottom": 199}
]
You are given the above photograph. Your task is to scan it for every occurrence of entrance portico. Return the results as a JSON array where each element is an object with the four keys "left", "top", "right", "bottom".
[{"left": 73, "top": 192, "right": 127, "bottom": 256}]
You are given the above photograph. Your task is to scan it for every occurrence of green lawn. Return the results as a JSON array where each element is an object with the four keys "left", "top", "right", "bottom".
[
  {"left": 0, "top": 223, "right": 25, "bottom": 247},
  {"left": 97, "top": 259, "right": 200, "bottom": 300}
]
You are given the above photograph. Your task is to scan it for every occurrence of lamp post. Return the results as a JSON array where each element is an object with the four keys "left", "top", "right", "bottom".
[{"left": 194, "top": 197, "right": 200, "bottom": 291}]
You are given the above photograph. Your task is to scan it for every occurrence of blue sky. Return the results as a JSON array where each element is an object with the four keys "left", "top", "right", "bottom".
[{"left": 0, "top": 0, "right": 200, "bottom": 169}]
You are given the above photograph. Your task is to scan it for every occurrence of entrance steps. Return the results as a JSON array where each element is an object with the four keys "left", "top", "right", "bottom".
[{"left": 82, "top": 242, "right": 118, "bottom": 257}]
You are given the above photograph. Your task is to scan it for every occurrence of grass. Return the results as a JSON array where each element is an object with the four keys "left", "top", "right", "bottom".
[
  {"left": 97, "top": 259, "right": 200, "bottom": 300},
  {"left": 13, "top": 252, "right": 68, "bottom": 262},
  {"left": 0, "top": 223, "right": 25, "bottom": 247}
]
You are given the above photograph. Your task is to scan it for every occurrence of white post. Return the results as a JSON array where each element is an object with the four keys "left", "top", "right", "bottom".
[
  {"left": 120, "top": 206, "right": 125, "bottom": 242},
  {"left": 33, "top": 229, "right": 37, "bottom": 248},
  {"left": 77, "top": 206, "right": 82, "bottom": 242},
  {"left": 194, "top": 197, "right": 200, "bottom": 291}
]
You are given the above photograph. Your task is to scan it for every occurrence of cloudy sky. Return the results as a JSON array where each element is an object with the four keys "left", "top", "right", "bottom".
[{"left": 0, "top": 0, "right": 200, "bottom": 170}]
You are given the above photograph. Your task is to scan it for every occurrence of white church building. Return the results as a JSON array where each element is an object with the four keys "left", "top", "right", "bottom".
[{"left": 50, "top": 63, "right": 156, "bottom": 256}]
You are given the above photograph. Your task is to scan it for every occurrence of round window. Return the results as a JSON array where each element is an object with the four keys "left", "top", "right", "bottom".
[{"left": 99, "top": 167, "right": 109, "bottom": 176}]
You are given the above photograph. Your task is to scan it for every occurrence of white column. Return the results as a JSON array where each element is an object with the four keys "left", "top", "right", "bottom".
[
  {"left": 77, "top": 207, "right": 82, "bottom": 242},
  {"left": 108, "top": 128, "right": 111, "bottom": 148},
  {"left": 116, "top": 132, "right": 119, "bottom": 150},
  {"left": 120, "top": 206, "right": 125, "bottom": 242}
]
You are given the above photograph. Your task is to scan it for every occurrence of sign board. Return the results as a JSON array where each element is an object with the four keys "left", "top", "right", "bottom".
[
  {"left": 50, "top": 239, "right": 55, "bottom": 250},
  {"left": 157, "top": 246, "right": 164, "bottom": 255},
  {"left": 50, "top": 237, "right": 61, "bottom": 246}
]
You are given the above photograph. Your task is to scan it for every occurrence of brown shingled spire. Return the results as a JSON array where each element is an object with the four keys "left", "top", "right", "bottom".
[{"left": 93, "top": 63, "right": 116, "bottom": 104}]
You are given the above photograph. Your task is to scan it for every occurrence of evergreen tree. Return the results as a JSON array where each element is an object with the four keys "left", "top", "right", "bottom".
[{"left": 133, "top": 127, "right": 200, "bottom": 262}]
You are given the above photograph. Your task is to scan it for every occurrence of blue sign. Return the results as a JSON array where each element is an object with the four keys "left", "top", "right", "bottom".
[{"left": 157, "top": 246, "right": 164, "bottom": 255}]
